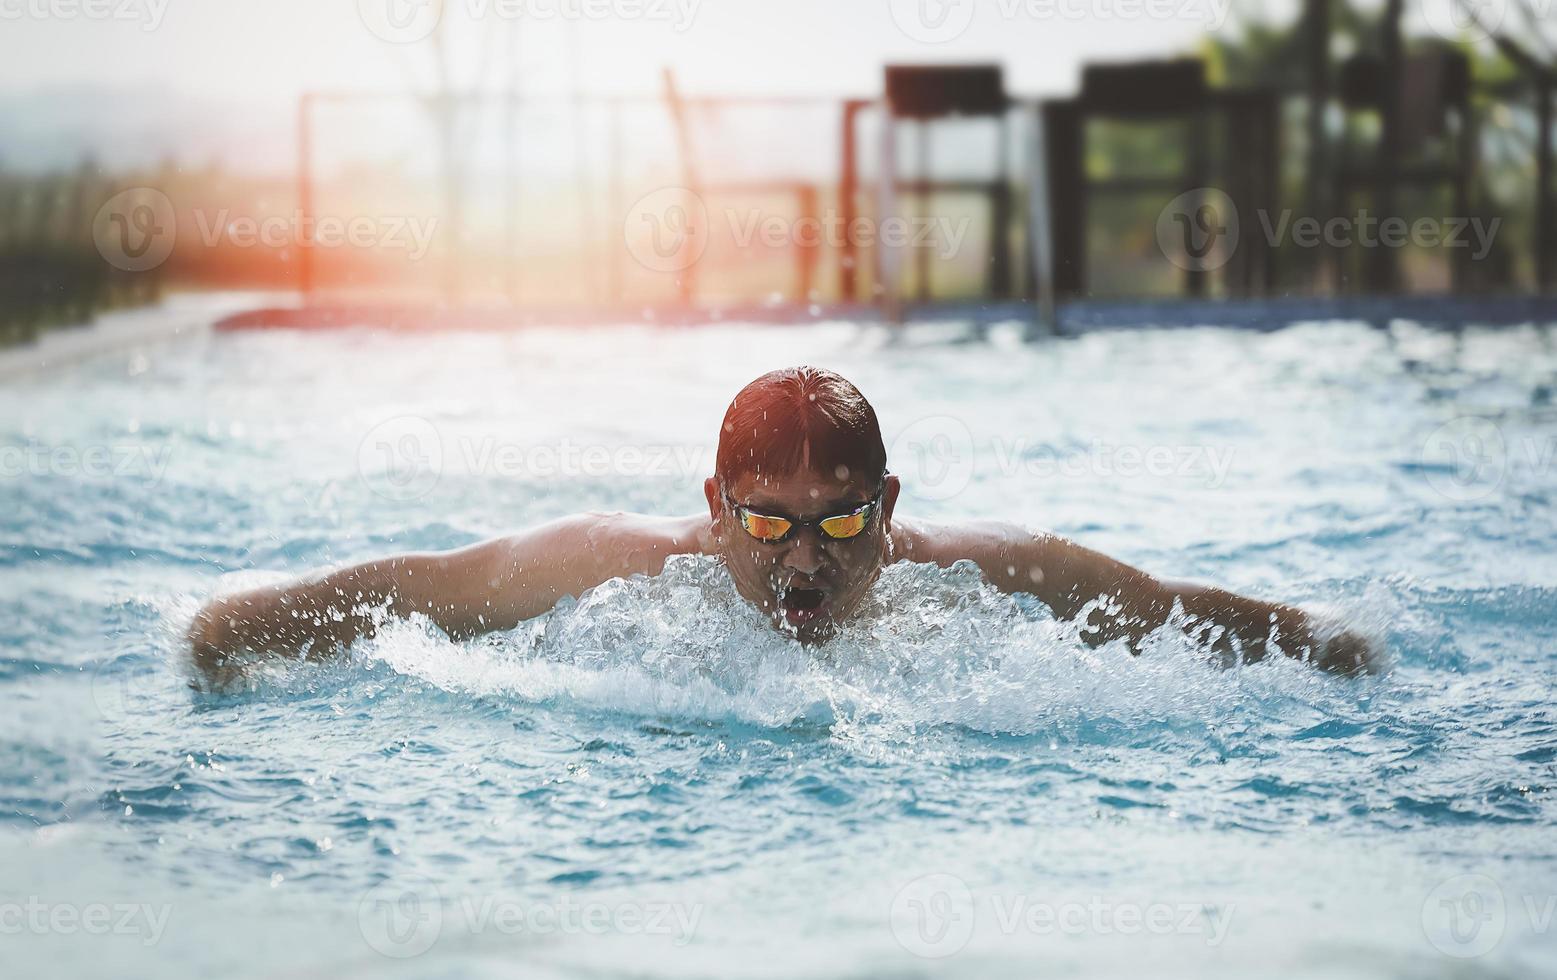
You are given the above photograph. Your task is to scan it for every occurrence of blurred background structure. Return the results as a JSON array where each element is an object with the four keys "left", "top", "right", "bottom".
[{"left": 3, "top": 0, "right": 1556, "bottom": 342}]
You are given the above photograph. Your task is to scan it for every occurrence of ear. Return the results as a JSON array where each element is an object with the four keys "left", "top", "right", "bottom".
[
  {"left": 704, "top": 476, "right": 723, "bottom": 520},
  {"left": 880, "top": 473, "right": 902, "bottom": 528}
]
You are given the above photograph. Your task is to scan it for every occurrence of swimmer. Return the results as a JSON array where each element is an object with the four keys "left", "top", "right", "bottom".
[{"left": 188, "top": 367, "right": 1375, "bottom": 678}]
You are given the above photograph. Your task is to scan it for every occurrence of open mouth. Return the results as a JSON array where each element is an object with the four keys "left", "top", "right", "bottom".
[{"left": 778, "top": 586, "right": 829, "bottom": 628}]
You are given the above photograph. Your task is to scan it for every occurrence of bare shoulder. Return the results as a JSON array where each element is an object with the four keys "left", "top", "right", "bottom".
[
  {"left": 440, "top": 512, "right": 713, "bottom": 588},
  {"left": 580, "top": 511, "right": 715, "bottom": 562},
  {"left": 889, "top": 516, "right": 1057, "bottom": 566}
]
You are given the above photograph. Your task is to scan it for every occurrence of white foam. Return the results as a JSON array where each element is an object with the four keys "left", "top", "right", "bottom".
[{"left": 338, "top": 555, "right": 1354, "bottom": 745}]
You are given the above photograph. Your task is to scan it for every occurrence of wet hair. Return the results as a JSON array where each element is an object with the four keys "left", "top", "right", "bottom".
[{"left": 715, "top": 366, "right": 887, "bottom": 489}]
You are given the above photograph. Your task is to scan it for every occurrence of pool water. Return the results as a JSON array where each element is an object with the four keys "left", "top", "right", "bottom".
[{"left": 3, "top": 317, "right": 1556, "bottom": 978}]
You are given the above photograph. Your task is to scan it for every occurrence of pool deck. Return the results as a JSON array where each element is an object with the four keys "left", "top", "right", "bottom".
[
  {"left": 212, "top": 294, "right": 1557, "bottom": 334},
  {"left": 0, "top": 293, "right": 264, "bottom": 379},
  {"left": 7, "top": 292, "right": 1556, "bottom": 379}
]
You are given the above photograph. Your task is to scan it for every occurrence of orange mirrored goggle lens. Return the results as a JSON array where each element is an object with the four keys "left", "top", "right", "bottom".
[
  {"left": 817, "top": 507, "right": 871, "bottom": 539},
  {"left": 739, "top": 511, "right": 793, "bottom": 542},
  {"left": 738, "top": 503, "right": 873, "bottom": 543}
]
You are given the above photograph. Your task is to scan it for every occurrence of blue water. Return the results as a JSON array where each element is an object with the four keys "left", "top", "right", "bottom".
[{"left": 3, "top": 317, "right": 1556, "bottom": 977}]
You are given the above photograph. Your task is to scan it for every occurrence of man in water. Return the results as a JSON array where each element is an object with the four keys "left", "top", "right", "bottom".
[{"left": 188, "top": 366, "right": 1373, "bottom": 677}]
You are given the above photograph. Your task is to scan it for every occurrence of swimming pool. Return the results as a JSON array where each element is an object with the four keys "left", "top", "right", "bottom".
[{"left": 3, "top": 315, "right": 1555, "bottom": 977}]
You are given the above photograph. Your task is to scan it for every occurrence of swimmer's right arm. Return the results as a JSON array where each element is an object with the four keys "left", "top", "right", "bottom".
[{"left": 187, "top": 512, "right": 713, "bottom": 680}]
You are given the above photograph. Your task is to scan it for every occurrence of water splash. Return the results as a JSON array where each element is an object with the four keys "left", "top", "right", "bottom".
[{"left": 312, "top": 556, "right": 1364, "bottom": 748}]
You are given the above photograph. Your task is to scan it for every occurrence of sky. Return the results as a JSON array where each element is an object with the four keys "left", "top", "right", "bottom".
[
  {"left": 4, "top": 0, "right": 1265, "bottom": 102},
  {"left": 2, "top": 0, "right": 1510, "bottom": 175}
]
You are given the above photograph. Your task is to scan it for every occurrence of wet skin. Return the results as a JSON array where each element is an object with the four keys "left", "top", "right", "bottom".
[
  {"left": 188, "top": 472, "right": 1377, "bottom": 679},
  {"left": 704, "top": 465, "right": 902, "bottom": 643}
]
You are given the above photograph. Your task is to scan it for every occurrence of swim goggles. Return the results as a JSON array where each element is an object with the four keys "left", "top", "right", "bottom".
[{"left": 723, "top": 486, "right": 883, "bottom": 544}]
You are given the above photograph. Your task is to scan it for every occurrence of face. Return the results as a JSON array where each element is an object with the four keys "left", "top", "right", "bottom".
[{"left": 705, "top": 463, "right": 901, "bottom": 643}]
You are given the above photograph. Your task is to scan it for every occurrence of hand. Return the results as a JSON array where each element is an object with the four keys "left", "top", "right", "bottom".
[
  {"left": 1312, "top": 626, "right": 1379, "bottom": 675},
  {"left": 185, "top": 601, "right": 246, "bottom": 689}
]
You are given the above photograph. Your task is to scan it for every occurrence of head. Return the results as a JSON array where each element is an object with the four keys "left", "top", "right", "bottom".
[{"left": 704, "top": 366, "right": 901, "bottom": 642}]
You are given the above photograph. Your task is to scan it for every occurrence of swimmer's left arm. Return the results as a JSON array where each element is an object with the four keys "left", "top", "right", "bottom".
[{"left": 890, "top": 519, "right": 1374, "bottom": 674}]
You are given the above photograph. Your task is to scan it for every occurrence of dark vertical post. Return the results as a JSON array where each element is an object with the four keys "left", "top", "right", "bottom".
[
  {"left": 1262, "top": 90, "right": 1281, "bottom": 295},
  {"left": 1185, "top": 107, "right": 1209, "bottom": 299},
  {"left": 990, "top": 108, "right": 1013, "bottom": 298},
  {"left": 1304, "top": 0, "right": 1331, "bottom": 292},
  {"left": 916, "top": 120, "right": 931, "bottom": 303},
  {"left": 1370, "top": 0, "right": 1404, "bottom": 294},
  {"left": 839, "top": 100, "right": 863, "bottom": 301},
  {"left": 297, "top": 92, "right": 314, "bottom": 304},
  {"left": 1451, "top": 79, "right": 1474, "bottom": 293},
  {"left": 1223, "top": 96, "right": 1251, "bottom": 297},
  {"left": 1026, "top": 101, "right": 1058, "bottom": 337},
  {"left": 1043, "top": 100, "right": 1084, "bottom": 302},
  {"left": 1538, "top": 79, "right": 1554, "bottom": 293}
]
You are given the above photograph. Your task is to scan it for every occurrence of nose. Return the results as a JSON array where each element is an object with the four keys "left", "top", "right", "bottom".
[{"left": 779, "top": 527, "right": 827, "bottom": 575}]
